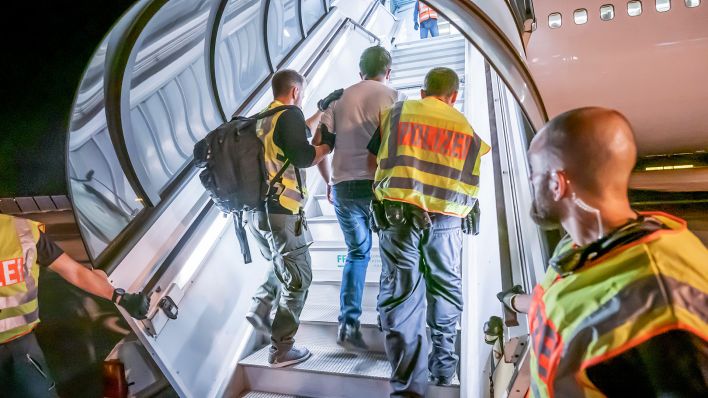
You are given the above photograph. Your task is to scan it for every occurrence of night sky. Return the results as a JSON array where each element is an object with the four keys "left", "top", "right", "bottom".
[{"left": 0, "top": 1, "right": 134, "bottom": 197}]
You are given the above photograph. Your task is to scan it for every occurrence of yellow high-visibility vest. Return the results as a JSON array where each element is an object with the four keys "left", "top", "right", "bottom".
[
  {"left": 419, "top": 3, "right": 438, "bottom": 22},
  {"left": 0, "top": 214, "right": 43, "bottom": 344},
  {"left": 257, "top": 100, "right": 307, "bottom": 214},
  {"left": 374, "top": 97, "right": 490, "bottom": 217},
  {"left": 528, "top": 212, "right": 708, "bottom": 397}
]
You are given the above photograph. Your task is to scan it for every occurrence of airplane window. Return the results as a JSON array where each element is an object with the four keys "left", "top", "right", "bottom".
[
  {"left": 685, "top": 0, "right": 700, "bottom": 7},
  {"left": 574, "top": 9, "right": 589, "bottom": 24},
  {"left": 656, "top": 0, "right": 671, "bottom": 12},
  {"left": 548, "top": 12, "right": 562, "bottom": 28},
  {"left": 628, "top": 1, "right": 643, "bottom": 15},
  {"left": 600, "top": 4, "right": 616, "bottom": 20}
]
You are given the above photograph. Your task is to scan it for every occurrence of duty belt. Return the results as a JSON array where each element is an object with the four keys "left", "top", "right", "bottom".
[{"left": 370, "top": 200, "right": 480, "bottom": 235}]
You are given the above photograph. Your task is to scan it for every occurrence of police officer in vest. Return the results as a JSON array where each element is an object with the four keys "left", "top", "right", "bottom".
[
  {"left": 368, "top": 67, "right": 490, "bottom": 396},
  {"left": 0, "top": 214, "right": 149, "bottom": 397},
  {"left": 497, "top": 107, "right": 708, "bottom": 397},
  {"left": 413, "top": 1, "right": 439, "bottom": 39},
  {"left": 244, "top": 69, "right": 340, "bottom": 368}
]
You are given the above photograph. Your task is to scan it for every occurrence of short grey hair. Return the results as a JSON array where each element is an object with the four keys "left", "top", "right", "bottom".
[{"left": 423, "top": 67, "right": 460, "bottom": 97}]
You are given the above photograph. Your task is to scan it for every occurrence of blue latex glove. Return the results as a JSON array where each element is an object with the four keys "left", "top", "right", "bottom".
[{"left": 414, "top": 21, "right": 419, "bottom": 31}]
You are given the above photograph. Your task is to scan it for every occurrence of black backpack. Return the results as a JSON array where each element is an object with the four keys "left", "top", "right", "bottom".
[{"left": 193, "top": 105, "right": 296, "bottom": 263}]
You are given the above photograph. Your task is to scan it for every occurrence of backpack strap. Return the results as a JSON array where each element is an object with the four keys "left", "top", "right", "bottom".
[
  {"left": 233, "top": 211, "right": 252, "bottom": 264},
  {"left": 257, "top": 105, "right": 305, "bottom": 200},
  {"left": 248, "top": 105, "right": 298, "bottom": 120},
  {"left": 267, "top": 159, "right": 292, "bottom": 199},
  {"left": 294, "top": 167, "right": 305, "bottom": 199}
]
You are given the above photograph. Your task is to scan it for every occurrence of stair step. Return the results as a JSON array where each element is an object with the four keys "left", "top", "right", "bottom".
[
  {"left": 393, "top": 40, "right": 464, "bottom": 60},
  {"left": 312, "top": 195, "right": 336, "bottom": 216},
  {"left": 297, "top": 303, "right": 462, "bottom": 354},
  {"left": 309, "top": 250, "right": 382, "bottom": 278},
  {"left": 308, "top": 281, "right": 380, "bottom": 308},
  {"left": 392, "top": 53, "right": 464, "bottom": 74},
  {"left": 393, "top": 34, "right": 464, "bottom": 51},
  {"left": 298, "top": 304, "right": 385, "bottom": 352},
  {"left": 239, "top": 342, "right": 459, "bottom": 398},
  {"left": 311, "top": 267, "right": 381, "bottom": 284},
  {"left": 240, "top": 392, "right": 305, "bottom": 398}
]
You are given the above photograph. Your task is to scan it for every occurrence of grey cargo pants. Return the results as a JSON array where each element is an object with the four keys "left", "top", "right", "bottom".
[
  {"left": 378, "top": 214, "right": 463, "bottom": 397},
  {"left": 1, "top": 332, "right": 58, "bottom": 398},
  {"left": 247, "top": 210, "right": 313, "bottom": 354}
]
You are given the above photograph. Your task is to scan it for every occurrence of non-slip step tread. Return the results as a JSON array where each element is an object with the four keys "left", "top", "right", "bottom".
[
  {"left": 240, "top": 392, "right": 308, "bottom": 398},
  {"left": 394, "top": 34, "right": 464, "bottom": 49},
  {"left": 240, "top": 342, "right": 391, "bottom": 379},
  {"left": 299, "top": 303, "right": 379, "bottom": 327},
  {"left": 240, "top": 342, "right": 461, "bottom": 388}
]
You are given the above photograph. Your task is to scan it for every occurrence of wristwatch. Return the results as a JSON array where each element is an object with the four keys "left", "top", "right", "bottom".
[{"left": 112, "top": 288, "right": 126, "bottom": 303}]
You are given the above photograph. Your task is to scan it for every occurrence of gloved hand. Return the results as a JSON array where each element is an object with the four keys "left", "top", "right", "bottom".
[
  {"left": 317, "top": 88, "right": 343, "bottom": 111},
  {"left": 319, "top": 124, "right": 336, "bottom": 151},
  {"left": 496, "top": 285, "right": 525, "bottom": 313},
  {"left": 414, "top": 21, "right": 419, "bottom": 31},
  {"left": 116, "top": 291, "right": 150, "bottom": 320},
  {"left": 483, "top": 316, "right": 503, "bottom": 345}
]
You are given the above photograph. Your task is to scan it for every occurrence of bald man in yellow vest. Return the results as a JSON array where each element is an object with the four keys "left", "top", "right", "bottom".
[{"left": 498, "top": 107, "right": 708, "bottom": 397}]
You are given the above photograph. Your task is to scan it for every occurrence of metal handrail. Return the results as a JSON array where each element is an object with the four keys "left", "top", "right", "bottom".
[
  {"left": 136, "top": 4, "right": 383, "bottom": 286},
  {"left": 96, "top": 0, "right": 367, "bottom": 273}
]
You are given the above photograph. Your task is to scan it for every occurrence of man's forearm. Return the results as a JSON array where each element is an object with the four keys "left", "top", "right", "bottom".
[
  {"left": 311, "top": 144, "right": 332, "bottom": 166},
  {"left": 317, "top": 155, "right": 331, "bottom": 184},
  {"left": 306, "top": 111, "right": 324, "bottom": 132},
  {"left": 367, "top": 153, "right": 378, "bottom": 175},
  {"left": 49, "top": 253, "right": 114, "bottom": 301},
  {"left": 512, "top": 294, "right": 532, "bottom": 313}
]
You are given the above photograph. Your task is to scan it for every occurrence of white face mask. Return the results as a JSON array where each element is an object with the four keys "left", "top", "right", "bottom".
[{"left": 571, "top": 192, "right": 604, "bottom": 241}]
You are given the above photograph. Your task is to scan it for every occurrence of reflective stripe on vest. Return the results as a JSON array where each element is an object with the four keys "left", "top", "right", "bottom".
[
  {"left": 374, "top": 98, "right": 490, "bottom": 217},
  {"left": 0, "top": 215, "right": 42, "bottom": 344},
  {"left": 528, "top": 213, "right": 708, "bottom": 397},
  {"left": 419, "top": 3, "right": 438, "bottom": 22},
  {"left": 257, "top": 100, "right": 307, "bottom": 214}
]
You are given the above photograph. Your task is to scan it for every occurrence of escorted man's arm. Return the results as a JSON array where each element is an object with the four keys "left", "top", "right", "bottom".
[{"left": 313, "top": 124, "right": 334, "bottom": 203}]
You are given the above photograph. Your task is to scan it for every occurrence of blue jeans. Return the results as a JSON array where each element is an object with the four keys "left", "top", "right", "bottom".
[
  {"left": 332, "top": 180, "right": 375, "bottom": 327},
  {"left": 420, "top": 18, "right": 439, "bottom": 39}
]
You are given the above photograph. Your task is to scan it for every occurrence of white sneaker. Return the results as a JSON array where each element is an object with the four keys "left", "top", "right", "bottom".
[{"left": 268, "top": 346, "right": 312, "bottom": 368}]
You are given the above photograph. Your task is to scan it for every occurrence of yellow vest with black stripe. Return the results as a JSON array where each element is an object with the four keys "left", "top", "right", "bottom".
[
  {"left": 0, "top": 214, "right": 43, "bottom": 344},
  {"left": 256, "top": 100, "right": 307, "bottom": 214},
  {"left": 374, "top": 97, "right": 490, "bottom": 217},
  {"left": 528, "top": 212, "right": 708, "bottom": 397}
]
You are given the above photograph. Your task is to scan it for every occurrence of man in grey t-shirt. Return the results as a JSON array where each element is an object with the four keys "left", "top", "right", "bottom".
[{"left": 316, "top": 46, "right": 405, "bottom": 350}]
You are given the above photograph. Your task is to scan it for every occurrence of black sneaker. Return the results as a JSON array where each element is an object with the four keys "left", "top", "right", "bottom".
[
  {"left": 336, "top": 323, "right": 370, "bottom": 352},
  {"left": 268, "top": 346, "right": 312, "bottom": 368},
  {"left": 245, "top": 311, "right": 271, "bottom": 334}
]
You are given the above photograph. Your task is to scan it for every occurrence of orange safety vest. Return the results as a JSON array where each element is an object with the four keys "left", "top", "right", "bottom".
[
  {"left": 528, "top": 212, "right": 708, "bottom": 397},
  {"left": 419, "top": 3, "right": 438, "bottom": 23}
]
